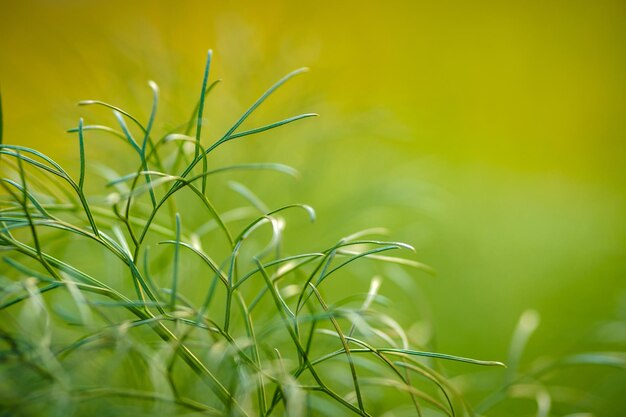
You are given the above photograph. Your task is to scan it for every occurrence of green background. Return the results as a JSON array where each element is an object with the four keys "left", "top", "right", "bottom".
[{"left": 2, "top": 0, "right": 625, "bottom": 414}]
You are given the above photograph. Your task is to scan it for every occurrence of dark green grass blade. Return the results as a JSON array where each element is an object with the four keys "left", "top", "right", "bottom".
[
  {"left": 77, "top": 118, "right": 86, "bottom": 191},
  {"left": 185, "top": 79, "right": 221, "bottom": 136},
  {"left": 195, "top": 50, "right": 212, "bottom": 161},
  {"left": 223, "top": 113, "right": 318, "bottom": 142},
  {"left": 221, "top": 67, "right": 309, "bottom": 141}
]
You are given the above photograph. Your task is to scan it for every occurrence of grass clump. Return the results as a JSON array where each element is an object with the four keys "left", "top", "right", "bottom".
[{"left": 0, "top": 50, "right": 505, "bottom": 416}]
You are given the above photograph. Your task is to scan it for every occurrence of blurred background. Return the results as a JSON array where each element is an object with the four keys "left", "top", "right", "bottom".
[{"left": 1, "top": 0, "right": 625, "bottom": 414}]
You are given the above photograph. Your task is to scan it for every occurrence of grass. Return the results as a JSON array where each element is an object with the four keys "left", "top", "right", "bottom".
[{"left": 1, "top": 50, "right": 622, "bottom": 416}]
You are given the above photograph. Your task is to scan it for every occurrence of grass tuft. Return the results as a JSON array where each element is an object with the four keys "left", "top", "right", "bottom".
[{"left": 0, "top": 52, "right": 509, "bottom": 416}]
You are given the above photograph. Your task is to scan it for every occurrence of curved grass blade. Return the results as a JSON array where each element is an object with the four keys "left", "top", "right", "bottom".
[
  {"left": 0, "top": 146, "right": 99, "bottom": 236},
  {"left": 78, "top": 100, "right": 147, "bottom": 133},
  {"left": 66, "top": 124, "right": 128, "bottom": 144}
]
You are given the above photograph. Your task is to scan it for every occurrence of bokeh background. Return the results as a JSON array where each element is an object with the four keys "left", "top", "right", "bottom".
[{"left": 1, "top": 0, "right": 625, "bottom": 414}]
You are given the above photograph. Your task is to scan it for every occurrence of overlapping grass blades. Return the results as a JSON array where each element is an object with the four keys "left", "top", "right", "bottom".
[{"left": 0, "top": 51, "right": 505, "bottom": 416}]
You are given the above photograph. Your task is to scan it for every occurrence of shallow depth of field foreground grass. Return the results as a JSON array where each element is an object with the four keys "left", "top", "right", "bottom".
[
  {"left": 2, "top": 49, "right": 625, "bottom": 416},
  {"left": 1, "top": 51, "right": 508, "bottom": 416}
]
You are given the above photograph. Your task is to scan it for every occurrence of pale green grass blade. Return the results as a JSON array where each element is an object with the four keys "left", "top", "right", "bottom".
[
  {"left": 229, "top": 181, "right": 270, "bottom": 213},
  {"left": 113, "top": 110, "right": 142, "bottom": 154},
  {"left": 506, "top": 309, "right": 540, "bottom": 384},
  {"left": 66, "top": 124, "right": 128, "bottom": 144},
  {"left": 78, "top": 100, "right": 147, "bottom": 133}
]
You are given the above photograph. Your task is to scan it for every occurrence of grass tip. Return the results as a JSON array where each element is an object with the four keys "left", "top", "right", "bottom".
[
  {"left": 396, "top": 242, "right": 416, "bottom": 252},
  {"left": 302, "top": 204, "right": 316, "bottom": 222},
  {"left": 148, "top": 80, "right": 159, "bottom": 92}
]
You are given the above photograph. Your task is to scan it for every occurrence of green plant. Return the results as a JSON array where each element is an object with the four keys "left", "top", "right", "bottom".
[{"left": 0, "top": 50, "right": 505, "bottom": 417}]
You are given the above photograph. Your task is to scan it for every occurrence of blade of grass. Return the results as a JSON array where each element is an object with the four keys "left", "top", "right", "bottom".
[
  {"left": 77, "top": 118, "right": 86, "bottom": 191},
  {"left": 195, "top": 50, "right": 212, "bottom": 162},
  {"left": 170, "top": 213, "right": 181, "bottom": 310}
]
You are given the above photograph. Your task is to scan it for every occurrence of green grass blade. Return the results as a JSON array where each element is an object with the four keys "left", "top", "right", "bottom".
[
  {"left": 170, "top": 213, "right": 181, "bottom": 310},
  {"left": 113, "top": 110, "right": 142, "bottom": 155},
  {"left": 195, "top": 49, "right": 212, "bottom": 160},
  {"left": 220, "top": 67, "right": 309, "bottom": 142},
  {"left": 79, "top": 100, "right": 147, "bottom": 133},
  {"left": 216, "top": 113, "right": 318, "bottom": 144},
  {"left": 66, "top": 124, "right": 128, "bottom": 143},
  {"left": 144, "top": 81, "right": 159, "bottom": 156},
  {"left": 160, "top": 240, "right": 228, "bottom": 285},
  {"left": 229, "top": 181, "right": 270, "bottom": 213},
  {"left": 307, "top": 283, "right": 366, "bottom": 413},
  {"left": 77, "top": 118, "right": 86, "bottom": 191}
]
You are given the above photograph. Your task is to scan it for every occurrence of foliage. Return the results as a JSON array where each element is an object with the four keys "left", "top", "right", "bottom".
[{"left": 0, "top": 51, "right": 504, "bottom": 417}]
